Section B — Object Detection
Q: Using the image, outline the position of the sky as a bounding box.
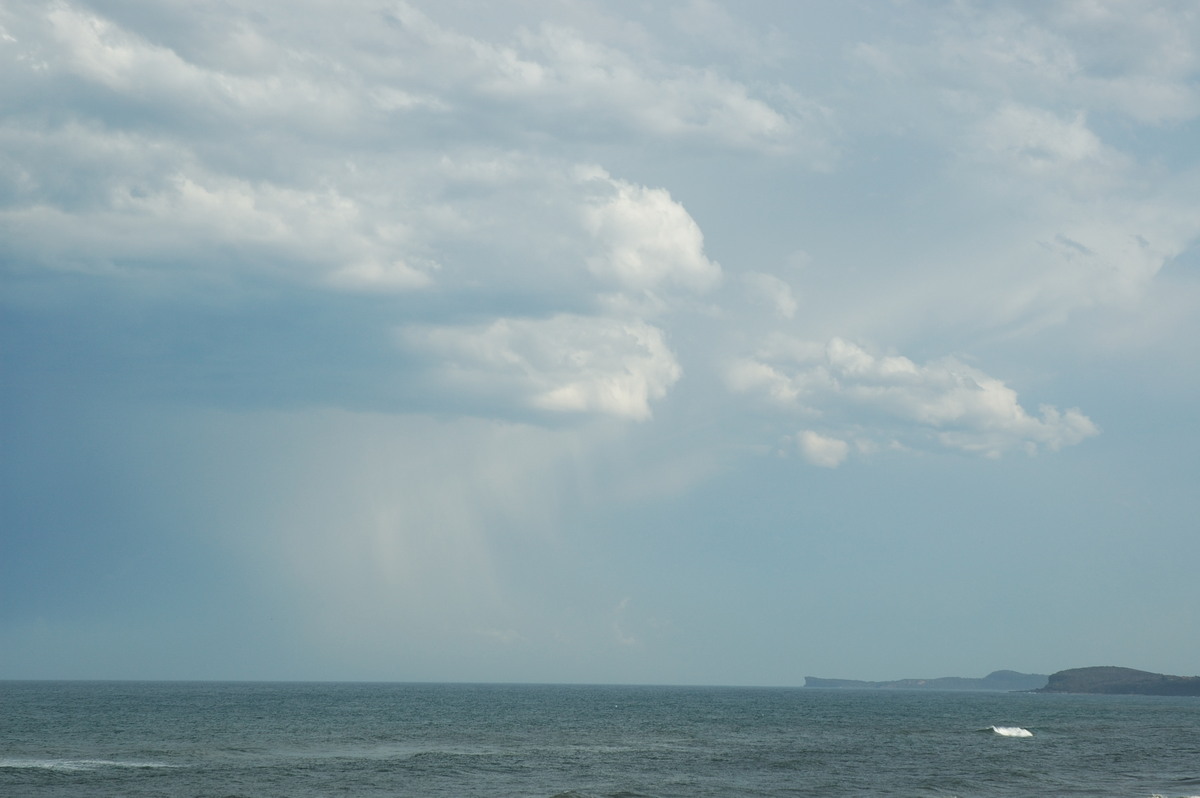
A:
[2,0,1199,686]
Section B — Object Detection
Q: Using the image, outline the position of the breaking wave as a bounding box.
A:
[0,758,176,771]
[989,725,1034,738]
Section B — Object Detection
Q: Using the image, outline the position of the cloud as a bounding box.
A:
[378,1,832,157]
[4,0,734,428]
[826,5,1200,343]
[922,1,1200,123]
[401,314,681,421]
[30,1,370,132]
[0,117,438,291]
[728,338,1099,460]
[1046,0,1200,123]
[583,171,721,296]
[47,4,198,93]
[1,0,756,297]
[797,430,849,468]
[741,272,798,319]
[976,104,1104,171]
[0,0,1143,448]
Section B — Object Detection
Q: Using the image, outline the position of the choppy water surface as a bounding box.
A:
[2,681,1199,797]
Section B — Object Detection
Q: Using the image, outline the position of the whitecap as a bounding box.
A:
[0,758,175,771]
[990,725,1033,738]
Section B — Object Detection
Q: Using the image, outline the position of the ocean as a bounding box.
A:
[2,681,1198,797]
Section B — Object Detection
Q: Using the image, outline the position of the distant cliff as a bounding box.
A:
[804,670,1048,692]
[1035,667,1200,696]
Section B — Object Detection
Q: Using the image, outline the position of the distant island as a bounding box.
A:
[1035,667,1200,696]
[804,667,1200,695]
[804,670,1048,692]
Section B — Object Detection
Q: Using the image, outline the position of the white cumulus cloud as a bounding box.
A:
[583,171,721,297]
[728,338,1099,459]
[797,430,849,468]
[402,314,682,421]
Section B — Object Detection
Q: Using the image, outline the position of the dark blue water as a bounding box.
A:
[2,681,1199,797]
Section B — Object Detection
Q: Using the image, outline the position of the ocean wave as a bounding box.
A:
[0,758,176,771]
[989,725,1034,738]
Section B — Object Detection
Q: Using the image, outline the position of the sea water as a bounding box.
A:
[2,681,1199,797]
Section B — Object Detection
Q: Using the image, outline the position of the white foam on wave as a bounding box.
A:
[990,725,1033,738]
[0,758,175,771]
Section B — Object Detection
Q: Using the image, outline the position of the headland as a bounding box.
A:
[803,670,1047,691]
[1034,666,1200,696]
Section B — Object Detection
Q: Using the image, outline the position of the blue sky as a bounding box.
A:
[2,0,1198,685]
